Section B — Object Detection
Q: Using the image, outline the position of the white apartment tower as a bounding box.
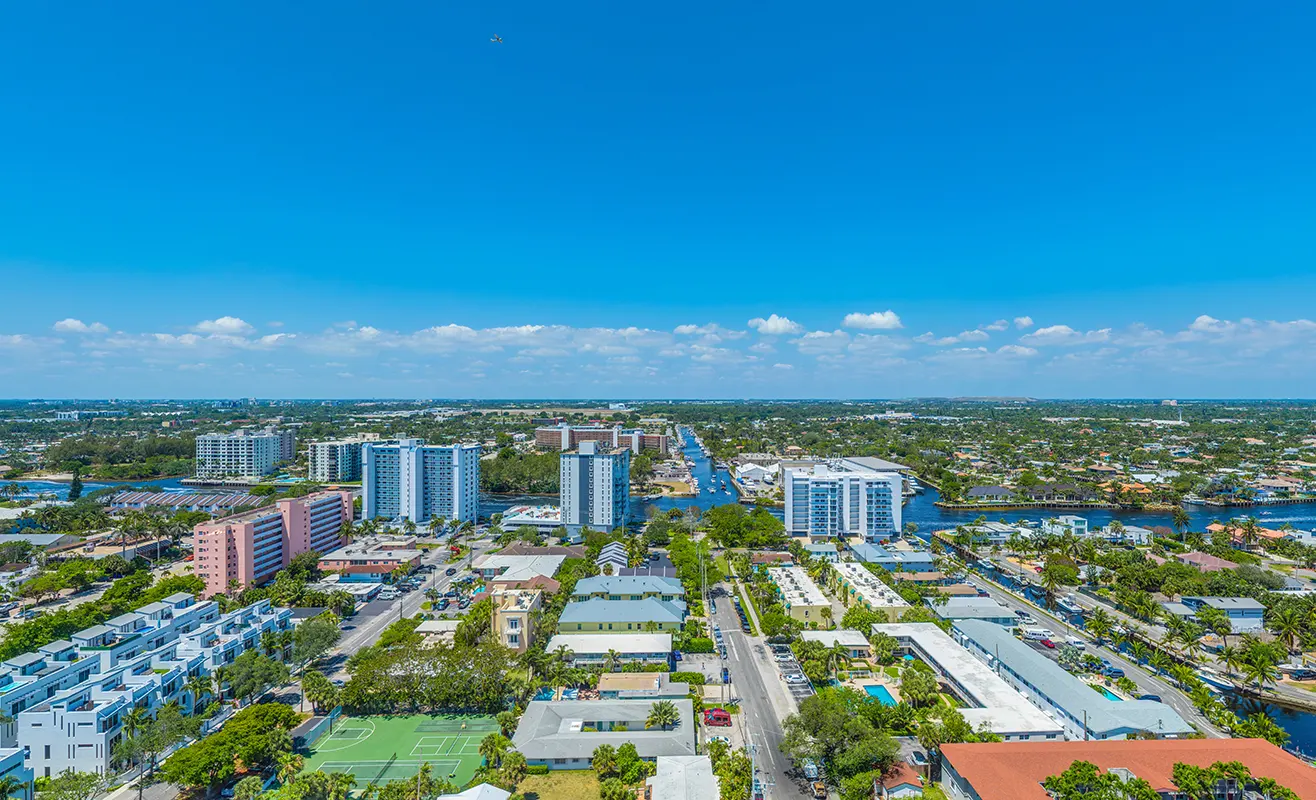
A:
[308,436,379,482]
[195,428,290,478]
[784,461,901,542]
[560,441,631,532]
[362,439,481,523]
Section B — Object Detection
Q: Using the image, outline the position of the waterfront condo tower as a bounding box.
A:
[361,439,481,523]
[560,440,631,533]
[784,460,902,542]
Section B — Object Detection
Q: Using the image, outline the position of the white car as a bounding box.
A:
[1066,635,1086,649]
[784,674,808,684]
[774,653,793,662]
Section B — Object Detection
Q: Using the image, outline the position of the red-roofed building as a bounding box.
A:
[1174,551,1235,572]
[940,739,1316,800]
[876,761,923,798]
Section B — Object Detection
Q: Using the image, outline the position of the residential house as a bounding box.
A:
[572,575,684,603]
[645,755,717,800]
[511,699,696,769]
[556,598,685,633]
[544,634,672,668]
[491,588,542,653]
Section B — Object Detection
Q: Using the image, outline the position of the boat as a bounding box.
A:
[1196,668,1234,690]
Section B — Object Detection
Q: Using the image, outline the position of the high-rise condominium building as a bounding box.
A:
[362,439,481,523]
[784,459,902,542]
[193,490,353,596]
[560,441,631,532]
[194,427,295,478]
[308,434,381,482]
[535,423,669,455]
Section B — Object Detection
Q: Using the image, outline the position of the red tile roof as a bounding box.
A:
[941,739,1316,800]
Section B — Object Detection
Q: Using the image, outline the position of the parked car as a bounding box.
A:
[909,751,928,766]
[1039,639,1056,649]
[1137,694,1162,703]
[1065,635,1085,649]
[1105,667,1125,679]
[444,589,458,598]
[704,708,732,727]
[437,599,450,610]
[1288,669,1316,681]
[774,653,793,662]
[445,567,457,576]
[784,674,807,684]
[458,599,470,610]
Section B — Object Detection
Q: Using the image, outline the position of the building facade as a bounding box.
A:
[195,428,293,478]
[16,596,293,778]
[491,588,542,653]
[362,439,481,523]
[560,442,631,532]
[193,491,353,596]
[308,435,379,482]
[535,424,669,455]
[784,462,902,542]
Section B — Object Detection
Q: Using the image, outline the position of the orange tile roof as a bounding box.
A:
[941,739,1316,800]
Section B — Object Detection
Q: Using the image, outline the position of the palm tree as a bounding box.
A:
[1266,606,1304,654]
[1147,649,1170,676]
[479,733,510,768]
[184,674,210,711]
[326,771,355,800]
[646,700,680,731]
[0,776,28,800]
[1086,609,1113,645]
[1238,517,1262,551]
[122,706,150,739]
[277,753,305,785]
[1171,507,1191,537]
[1218,645,1245,682]
[499,750,528,787]
[603,649,621,673]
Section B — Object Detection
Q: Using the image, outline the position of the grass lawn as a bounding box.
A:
[923,784,951,800]
[517,771,602,800]
[884,666,900,680]
[715,555,732,579]
[736,584,761,636]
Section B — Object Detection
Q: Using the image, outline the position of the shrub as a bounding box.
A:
[526,765,549,775]
[671,671,707,685]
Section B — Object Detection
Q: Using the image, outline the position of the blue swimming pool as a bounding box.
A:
[864,685,897,706]
[1101,688,1123,702]
[533,688,554,701]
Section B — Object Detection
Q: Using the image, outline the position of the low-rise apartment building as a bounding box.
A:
[831,562,910,622]
[556,598,685,634]
[194,491,352,596]
[544,634,672,668]
[535,424,669,455]
[766,566,830,624]
[318,536,424,577]
[953,620,1193,741]
[571,575,684,603]
[16,597,293,778]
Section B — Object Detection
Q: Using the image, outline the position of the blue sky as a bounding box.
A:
[3,2,1316,398]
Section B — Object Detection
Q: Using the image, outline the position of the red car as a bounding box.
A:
[703,708,732,727]
[1039,639,1056,649]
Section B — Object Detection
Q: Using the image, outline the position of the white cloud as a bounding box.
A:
[915,329,989,346]
[997,345,1038,357]
[984,319,1009,332]
[1019,324,1111,346]
[748,314,804,335]
[842,310,903,330]
[1014,316,1035,329]
[53,319,108,334]
[791,330,850,355]
[773,363,794,370]
[193,316,254,335]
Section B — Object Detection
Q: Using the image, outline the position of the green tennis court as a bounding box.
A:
[303,714,498,792]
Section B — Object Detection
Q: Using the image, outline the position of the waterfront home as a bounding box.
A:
[1040,515,1088,537]
[965,486,1013,503]
[1174,551,1234,573]
[1178,596,1266,633]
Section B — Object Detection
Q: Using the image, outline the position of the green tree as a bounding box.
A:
[590,743,618,780]
[293,613,342,672]
[226,650,290,706]
[646,700,680,731]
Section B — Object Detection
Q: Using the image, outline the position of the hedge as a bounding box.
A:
[527,765,550,775]
[671,671,707,685]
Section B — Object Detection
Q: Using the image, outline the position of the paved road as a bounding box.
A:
[328,538,495,677]
[969,572,1227,737]
[711,584,808,799]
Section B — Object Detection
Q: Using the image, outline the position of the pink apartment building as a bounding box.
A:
[193,490,353,597]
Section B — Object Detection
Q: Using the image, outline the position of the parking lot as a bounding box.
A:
[770,643,815,700]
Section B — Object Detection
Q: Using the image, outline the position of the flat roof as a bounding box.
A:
[941,739,1316,800]
[646,756,718,800]
[471,554,566,581]
[954,620,1193,737]
[766,565,828,607]
[1184,596,1266,611]
[833,562,910,609]
[512,699,696,761]
[545,633,672,655]
[875,623,1062,737]
[932,597,1016,620]
[800,630,870,649]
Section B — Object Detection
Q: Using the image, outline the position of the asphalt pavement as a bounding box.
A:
[712,584,810,799]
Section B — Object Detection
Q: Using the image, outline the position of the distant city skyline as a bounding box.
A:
[3,3,1315,396]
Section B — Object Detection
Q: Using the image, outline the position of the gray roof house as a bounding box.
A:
[557,598,686,633]
[646,756,718,800]
[572,575,685,602]
[512,699,696,769]
[953,619,1194,741]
